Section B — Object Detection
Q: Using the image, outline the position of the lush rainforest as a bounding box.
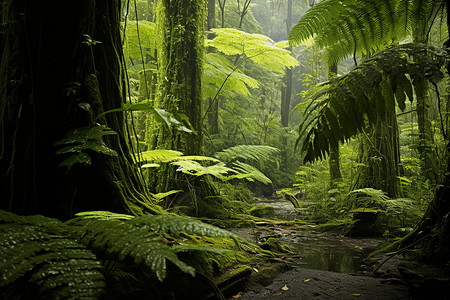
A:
[1,0,450,299]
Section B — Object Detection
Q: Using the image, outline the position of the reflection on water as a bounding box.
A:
[286,235,374,274]
[254,195,378,274]
[254,195,300,220]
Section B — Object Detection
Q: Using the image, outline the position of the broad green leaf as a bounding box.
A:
[83,140,118,157]
[207,28,298,73]
[139,150,184,163]
[150,190,183,200]
[58,153,91,168]
[54,125,116,146]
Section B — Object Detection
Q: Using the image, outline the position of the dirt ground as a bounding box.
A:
[233,267,411,300]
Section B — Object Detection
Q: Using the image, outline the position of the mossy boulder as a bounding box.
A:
[260,237,293,254]
[249,205,274,218]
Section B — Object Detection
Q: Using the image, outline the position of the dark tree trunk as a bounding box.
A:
[353,110,400,198]
[327,63,342,184]
[0,0,161,219]
[151,0,205,194]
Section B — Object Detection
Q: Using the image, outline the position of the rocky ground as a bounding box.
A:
[226,224,450,300]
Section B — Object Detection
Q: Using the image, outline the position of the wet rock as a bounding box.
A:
[260,237,293,253]
[349,209,382,237]
[249,205,274,218]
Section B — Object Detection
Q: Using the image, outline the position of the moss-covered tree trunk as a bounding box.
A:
[412,30,439,185]
[0,0,161,219]
[206,0,220,135]
[327,63,342,185]
[353,110,400,198]
[151,0,206,194]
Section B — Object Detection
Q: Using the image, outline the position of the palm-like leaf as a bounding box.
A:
[297,43,448,162]
[207,28,298,73]
[289,0,442,64]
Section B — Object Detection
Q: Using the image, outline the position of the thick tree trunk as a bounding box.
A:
[353,110,400,198]
[327,63,342,184]
[151,0,205,194]
[0,0,161,219]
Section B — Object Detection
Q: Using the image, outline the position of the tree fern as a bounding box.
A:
[289,0,442,64]
[204,52,259,99]
[296,43,448,162]
[214,144,280,170]
[206,28,298,73]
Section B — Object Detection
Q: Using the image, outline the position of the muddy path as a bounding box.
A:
[227,217,449,299]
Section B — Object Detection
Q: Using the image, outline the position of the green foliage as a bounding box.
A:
[204,53,259,99]
[206,28,298,73]
[214,144,280,168]
[347,188,424,229]
[228,161,272,185]
[289,0,441,64]
[348,188,390,209]
[296,43,449,163]
[0,210,105,299]
[99,104,193,133]
[122,20,157,61]
[1,210,243,298]
[138,146,278,185]
[54,124,118,168]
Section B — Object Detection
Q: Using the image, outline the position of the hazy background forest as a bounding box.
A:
[122,0,447,235]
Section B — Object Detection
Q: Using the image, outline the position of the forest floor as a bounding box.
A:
[226,224,450,300]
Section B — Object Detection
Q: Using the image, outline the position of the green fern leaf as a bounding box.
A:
[128,215,238,239]
[77,219,195,281]
[0,211,105,299]
[207,28,298,73]
[214,145,280,166]
[228,161,272,185]
[171,160,235,179]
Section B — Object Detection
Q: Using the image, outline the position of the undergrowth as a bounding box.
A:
[0,210,261,299]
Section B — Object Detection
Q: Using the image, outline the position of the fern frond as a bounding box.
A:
[289,0,441,64]
[214,145,280,167]
[128,215,239,239]
[204,53,259,99]
[74,211,135,220]
[171,160,235,179]
[228,161,272,185]
[140,149,184,162]
[0,211,105,299]
[207,28,298,73]
[76,219,195,282]
[297,43,449,162]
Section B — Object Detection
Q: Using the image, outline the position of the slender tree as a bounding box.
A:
[150,0,206,194]
[280,0,294,170]
[327,63,342,184]
[0,0,161,219]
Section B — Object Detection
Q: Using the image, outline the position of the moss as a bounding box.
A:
[260,237,293,254]
[249,205,275,217]
[176,235,260,278]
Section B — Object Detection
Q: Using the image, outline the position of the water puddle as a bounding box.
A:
[247,195,381,274]
[281,233,378,274]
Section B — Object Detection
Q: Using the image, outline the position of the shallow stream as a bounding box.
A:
[247,195,381,274]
